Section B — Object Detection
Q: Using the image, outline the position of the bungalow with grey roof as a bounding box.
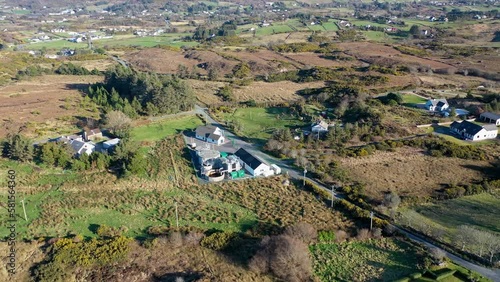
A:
[450,120,498,141]
[195,125,225,145]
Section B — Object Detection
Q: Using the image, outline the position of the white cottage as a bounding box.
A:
[234,148,272,176]
[195,125,225,145]
[450,121,498,141]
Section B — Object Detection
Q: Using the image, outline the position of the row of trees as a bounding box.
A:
[92,65,195,117]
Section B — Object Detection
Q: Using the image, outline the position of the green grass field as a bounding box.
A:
[22,34,198,50]
[413,193,500,234]
[311,238,421,281]
[402,94,427,104]
[131,115,204,142]
[219,107,306,143]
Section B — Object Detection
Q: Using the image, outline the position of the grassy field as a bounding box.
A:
[131,115,204,143]
[310,238,422,281]
[0,135,352,240]
[402,94,427,105]
[412,193,500,234]
[218,107,307,143]
[22,34,198,50]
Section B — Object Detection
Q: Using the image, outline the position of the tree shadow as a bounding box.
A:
[88,223,100,235]
[154,272,204,282]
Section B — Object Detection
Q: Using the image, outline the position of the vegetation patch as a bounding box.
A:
[310,238,423,282]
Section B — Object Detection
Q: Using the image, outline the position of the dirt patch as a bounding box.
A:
[188,79,324,106]
[124,48,199,74]
[338,42,454,70]
[0,75,102,138]
[285,52,362,68]
[338,147,490,202]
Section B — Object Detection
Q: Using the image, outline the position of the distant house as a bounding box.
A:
[450,121,498,141]
[195,125,225,145]
[103,138,120,150]
[83,128,103,141]
[479,112,500,126]
[311,120,329,133]
[425,99,449,112]
[234,148,272,176]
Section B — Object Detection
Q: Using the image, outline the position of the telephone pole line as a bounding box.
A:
[175,202,179,228]
[20,199,28,221]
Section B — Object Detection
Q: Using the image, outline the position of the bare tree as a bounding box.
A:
[334,230,348,243]
[184,232,204,246]
[484,232,500,263]
[270,235,312,282]
[383,192,401,209]
[283,222,317,244]
[104,110,132,137]
[429,247,446,264]
[250,235,312,282]
[453,225,473,251]
[356,228,371,241]
[372,228,382,239]
[169,231,183,247]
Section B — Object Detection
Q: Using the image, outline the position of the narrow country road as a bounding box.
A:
[396,227,500,281]
[195,104,500,281]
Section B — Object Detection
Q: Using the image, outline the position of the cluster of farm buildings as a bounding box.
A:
[190,125,281,182]
[44,128,120,155]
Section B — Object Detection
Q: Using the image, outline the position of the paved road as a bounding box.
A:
[195,104,499,281]
[396,227,500,281]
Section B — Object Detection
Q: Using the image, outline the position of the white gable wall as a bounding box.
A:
[472,129,498,141]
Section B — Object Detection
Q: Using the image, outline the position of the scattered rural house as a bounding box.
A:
[339,20,351,28]
[102,138,120,150]
[479,112,500,126]
[83,128,103,141]
[70,140,96,155]
[450,121,498,141]
[425,98,449,112]
[311,120,329,133]
[195,125,225,145]
[234,148,273,177]
[50,135,96,155]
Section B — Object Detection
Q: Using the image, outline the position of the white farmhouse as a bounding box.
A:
[425,99,449,112]
[450,121,498,141]
[234,148,272,176]
[195,125,225,145]
[311,120,329,133]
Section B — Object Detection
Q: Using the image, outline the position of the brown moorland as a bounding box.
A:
[0,75,102,138]
[338,147,491,202]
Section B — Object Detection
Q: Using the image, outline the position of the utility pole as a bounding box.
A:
[175,202,179,228]
[303,168,307,186]
[331,185,335,208]
[370,211,374,231]
[20,199,28,221]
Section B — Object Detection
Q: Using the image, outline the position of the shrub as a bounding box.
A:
[436,270,456,280]
[200,231,236,251]
[410,272,422,279]
[318,230,336,243]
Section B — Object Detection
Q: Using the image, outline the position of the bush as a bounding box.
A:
[410,272,422,279]
[436,270,456,280]
[200,231,236,251]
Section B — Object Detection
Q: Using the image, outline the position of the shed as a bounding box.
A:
[270,164,281,175]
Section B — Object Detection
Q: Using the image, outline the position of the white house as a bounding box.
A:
[425,99,449,112]
[311,120,329,133]
[234,148,272,176]
[450,121,498,141]
[69,140,95,155]
[195,125,225,145]
[479,112,500,126]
